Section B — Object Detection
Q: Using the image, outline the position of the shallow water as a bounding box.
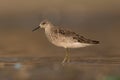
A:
[0,57,120,80]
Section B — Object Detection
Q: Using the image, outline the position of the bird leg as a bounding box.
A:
[62,48,70,64]
[66,48,70,63]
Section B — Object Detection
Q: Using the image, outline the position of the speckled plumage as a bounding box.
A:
[43,23,99,48]
[52,27,99,44]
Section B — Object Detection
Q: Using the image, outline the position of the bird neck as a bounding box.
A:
[45,24,54,33]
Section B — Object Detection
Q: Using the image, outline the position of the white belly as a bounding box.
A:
[52,41,91,48]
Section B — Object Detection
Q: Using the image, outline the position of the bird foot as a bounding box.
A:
[62,58,70,64]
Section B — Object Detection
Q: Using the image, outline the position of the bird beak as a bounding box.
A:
[32,26,40,32]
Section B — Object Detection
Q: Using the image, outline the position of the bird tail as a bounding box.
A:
[90,40,100,44]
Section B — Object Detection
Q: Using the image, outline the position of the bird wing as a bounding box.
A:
[53,27,99,44]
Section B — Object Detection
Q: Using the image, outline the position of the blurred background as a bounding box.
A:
[0,0,120,80]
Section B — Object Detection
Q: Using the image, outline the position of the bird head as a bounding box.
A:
[32,20,51,32]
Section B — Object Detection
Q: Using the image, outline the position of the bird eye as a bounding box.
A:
[42,22,46,25]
